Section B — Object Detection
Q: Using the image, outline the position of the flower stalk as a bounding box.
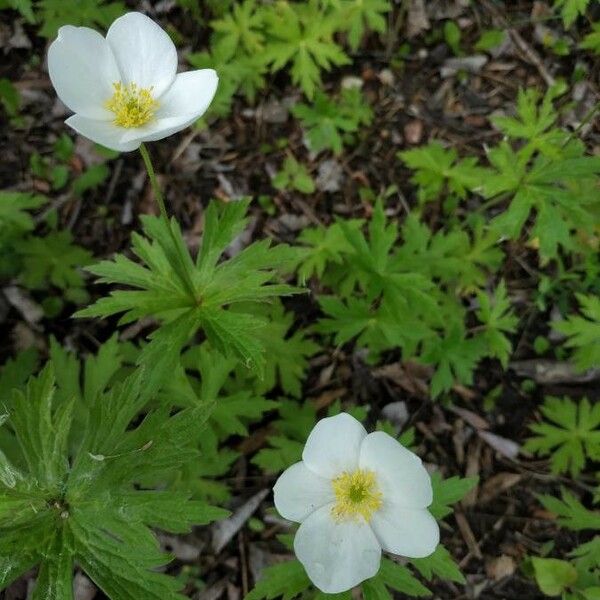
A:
[139,143,199,303]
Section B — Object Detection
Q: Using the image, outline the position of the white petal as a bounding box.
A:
[302,413,366,479]
[294,504,381,594]
[48,25,119,119]
[65,115,140,152]
[156,70,218,119]
[370,503,439,558]
[107,12,177,97]
[359,431,433,508]
[273,462,334,523]
[116,70,219,146]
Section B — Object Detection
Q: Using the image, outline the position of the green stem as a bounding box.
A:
[139,143,198,302]
[561,100,600,148]
[139,143,169,222]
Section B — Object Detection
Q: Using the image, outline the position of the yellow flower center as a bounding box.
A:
[105,82,158,128]
[331,469,382,522]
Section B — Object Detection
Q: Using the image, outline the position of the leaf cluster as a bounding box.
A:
[524,396,600,477]
[292,87,373,155]
[187,0,390,116]
[78,199,298,392]
[0,364,227,599]
[297,200,513,397]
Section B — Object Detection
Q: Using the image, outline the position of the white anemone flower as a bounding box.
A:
[274,412,439,594]
[47,12,218,152]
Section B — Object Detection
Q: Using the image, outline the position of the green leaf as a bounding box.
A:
[36,0,126,38]
[340,0,389,50]
[273,156,315,194]
[555,294,600,372]
[580,22,600,54]
[429,473,478,520]
[524,397,600,477]
[553,0,591,27]
[15,230,92,295]
[398,142,486,205]
[475,281,518,368]
[373,558,431,597]
[411,545,466,584]
[292,87,373,155]
[532,557,578,596]
[263,1,349,98]
[78,200,299,380]
[474,29,506,52]
[0,191,46,235]
[245,559,310,600]
[538,490,600,531]
[0,365,228,599]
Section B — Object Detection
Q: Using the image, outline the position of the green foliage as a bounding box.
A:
[524,397,600,477]
[0,0,34,21]
[0,365,227,599]
[538,489,600,531]
[429,473,478,520]
[532,558,579,597]
[292,87,373,155]
[554,294,600,371]
[15,230,92,299]
[362,559,430,598]
[188,0,383,116]
[0,190,92,312]
[253,400,368,473]
[303,201,507,397]
[15,0,127,38]
[245,560,311,600]
[263,1,349,99]
[411,545,465,585]
[0,191,46,237]
[337,0,389,50]
[474,29,506,52]
[273,156,315,194]
[475,281,519,368]
[237,301,319,398]
[78,199,298,389]
[0,78,22,124]
[581,22,600,53]
[443,21,461,55]
[398,142,486,206]
[484,88,600,260]
[553,0,592,27]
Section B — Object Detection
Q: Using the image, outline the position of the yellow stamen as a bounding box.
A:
[105,82,158,128]
[331,469,382,522]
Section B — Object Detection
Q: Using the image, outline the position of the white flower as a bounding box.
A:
[47,12,218,152]
[273,413,439,594]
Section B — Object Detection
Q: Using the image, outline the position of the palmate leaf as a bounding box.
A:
[485,142,600,260]
[0,364,227,599]
[398,142,487,205]
[292,88,373,155]
[524,397,600,477]
[538,489,600,531]
[554,294,600,372]
[340,0,389,50]
[245,559,311,600]
[0,191,46,235]
[210,0,266,60]
[235,301,319,398]
[475,281,519,368]
[411,545,465,584]
[263,0,349,99]
[77,199,299,389]
[429,473,479,520]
